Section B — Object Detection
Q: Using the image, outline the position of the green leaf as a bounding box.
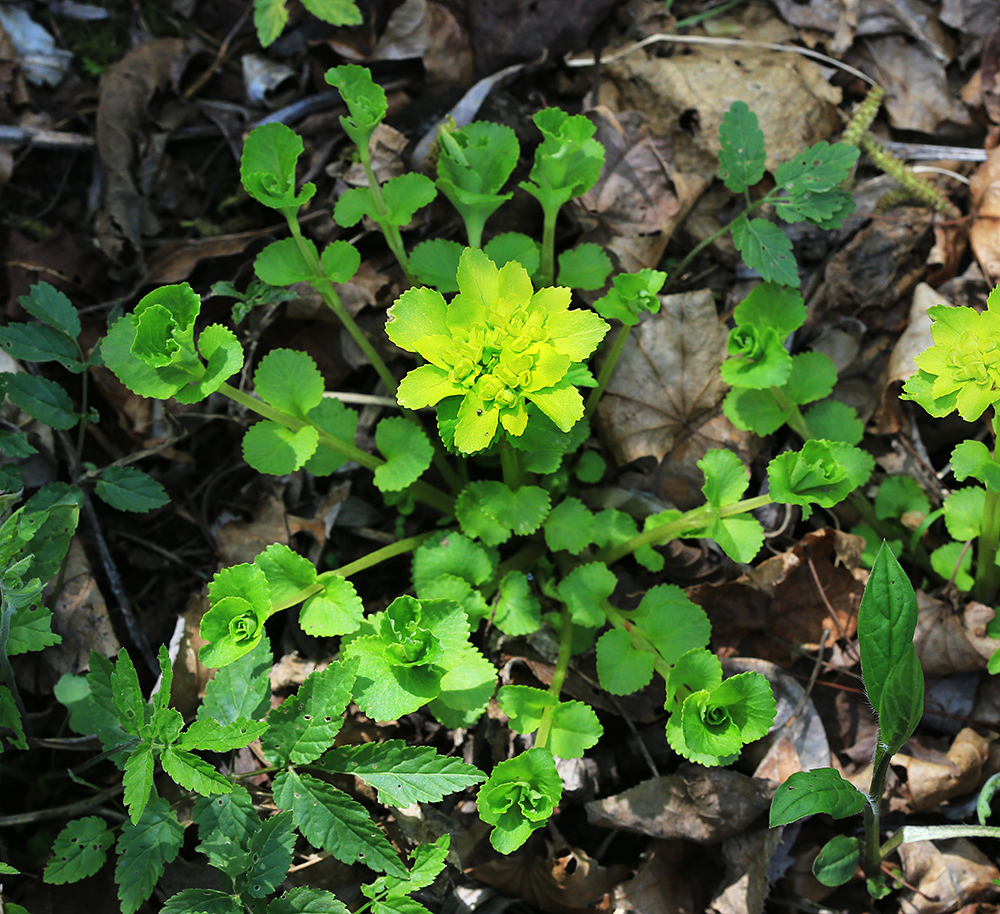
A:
[803,400,864,444]
[596,628,655,695]
[243,420,319,475]
[0,322,79,368]
[769,768,867,826]
[175,323,244,404]
[162,889,243,914]
[813,835,861,887]
[412,532,497,590]
[374,417,434,492]
[775,189,855,228]
[380,173,437,227]
[858,542,919,714]
[707,513,766,564]
[943,486,986,540]
[677,672,775,762]
[95,467,168,513]
[254,237,319,286]
[497,685,554,733]
[417,574,488,623]
[877,644,923,756]
[318,739,486,806]
[273,769,407,876]
[664,648,722,716]
[123,744,154,823]
[299,573,365,636]
[253,0,287,46]
[193,786,258,874]
[269,887,350,914]
[767,440,873,510]
[700,448,749,508]
[557,562,615,627]
[115,796,184,914]
[410,239,463,293]
[263,661,355,766]
[200,563,272,667]
[19,282,81,338]
[952,440,1000,492]
[556,244,612,291]
[0,684,27,750]
[732,218,799,287]
[254,542,315,606]
[4,372,76,428]
[301,0,362,26]
[632,584,711,665]
[723,386,787,435]
[591,269,666,326]
[241,122,314,210]
[456,481,551,546]
[437,120,519,197]
[575,450,606,483]
[320,239,361,282]
[161,745,233,797]
[0,862,17,875]
[978,771,1000,825]
[177,716,268,752]
[774,141,860,194]
[717,101,766,192]
[930,541,974,592]
[483,233,541,278]
[325,65,387,150]
[198,634,272,725]
[493,570,542,635]
[477,747,562,854]
[245,811,296,898]
[304,398,359,476]
[111,648,145,736]
[7,603,60,654]
[370,835,450,900]
[0,429,35,458]
[783,352,838,406]
[543,496,595,553]
[43,816,114,884]
[548,701,603,758]
[255,348,324,417]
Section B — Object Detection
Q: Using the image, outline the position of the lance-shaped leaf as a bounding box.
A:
[769,768,867,826]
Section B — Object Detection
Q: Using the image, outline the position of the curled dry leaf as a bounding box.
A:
[898,838,1000,914]
[585,765,773,845]
[595,289,728,466]
[914,592,1000,674]
[892,728,991,813]
[709,825,784,914]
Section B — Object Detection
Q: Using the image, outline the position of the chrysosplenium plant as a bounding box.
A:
[3,62,885,913]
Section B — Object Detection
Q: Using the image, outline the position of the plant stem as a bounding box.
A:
[862,741,893,877]
[538,202,559,287]
[535,606,574,751]
[769,386,813,440]
[664,214,752,293]
[329,531,439,578]
[217,382,456,516]
[0,588,27,735]
[585,323,631,418]
[975,490,1000,603]
[594,494,773,566]
[500,436,524,490]
[284,215,399,395]
[356,141,415,284]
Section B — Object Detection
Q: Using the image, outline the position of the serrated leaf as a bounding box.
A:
[632,584,711,665]
[19,282,81,338]
[803,400,864,444]
[774,141,860,194]
[548,700,602,758]
[7,603,60,654]
[245,811,295,898]
[269,886,350,914]
[717,101,766,192]
[178,716,268,752]
[374,417,434,492]
[299,573,364,636]
[162,889,243,914]
[664,648,722,716]
[376,835,450,898]
[319,739,485,806]
[930,541,973,592]
[255,237,319,286]
[478,747,562,854]
[492,570,542,636]
[243,420,319,475]
[0,322,79,368]
[497,685,554,733]
[263,661,354,765]
[161,745,233,797]
[112,648,145,736]
[199,634,272,725]
[0,684,27,750]
[304,398,359,476]
[273,770,407,876]
[483,232,541,278]
[0,429,35,458]
[410,239,463,293]
[43,816,114,884]
[255,348,324,417]
[556,244,612,290]
[943,486,986,541]
[95,467,169,512]
[115,797,184,914]
[253,0,287,46]
[732,218,799,287]
[301,0,362,26]
[320,238,361,282]
[952,439,1000,492]
[456,481,551,546]
[699,449,749,508]
[4,372,77,428]
[193,786,258,874]
[412,532,497,590]
[769,768,867,826]
[596,628,655,695]
[380,173,437,227]
[708,512,766,564]
[557,563,615,627]
[241,122,314,209]
[254,542,316,607]
[775,189,855,227]
[543,497,595,554]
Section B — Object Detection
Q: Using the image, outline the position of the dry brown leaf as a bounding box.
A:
[595,288,728,466]
[709,826,784,914]
[915,592,1000,674]
[468,846,631,914]
[969,147,1000,284]
[612,839,712,914]
[143,230,263,286]
[893,729,991,813]
[898,839,1000,914]
[585,765,773,844]
[372,0,473,87]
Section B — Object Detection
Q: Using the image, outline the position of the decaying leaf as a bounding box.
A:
[595,289,728,465]
[969,147,1000,283]
[613,839,712,914]
[709,825,784,914]
[898,839,1000,914]
[892,728,991,813]
[915,593,1000,674]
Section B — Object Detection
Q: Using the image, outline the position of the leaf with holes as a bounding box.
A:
[115,797,184,914]
[44,817,114,884]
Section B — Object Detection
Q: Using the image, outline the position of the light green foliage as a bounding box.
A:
[387,248,608,453]
[591,269,667,325]
[241,122,315,211]
[363,835,449,902]
[930,541,973,591]
[200,563,273,667]
[767,440,873,516]
[557,562,616,627]
[556,244,612,291]
[498,685,602,759]
[44,817,114,884]
[209,278,298,324]
[686,449,765,563]
[484,232,541,277]
[493,570,543,635]
[544,497,596,553]
[263,661,355,765]
[952,439,1000,492]
[410,238,465,292]
[456,481,551,545]
[477,747,562,853]
[520,108,605,210]
[253,0,361,48]
[374,417,434,492]
[902,286,1000,421]
[325,64,387,150]
[343,595,494,721]
[716,101,858,286]
[336,172,438,229]
[317,740,486,805]
[721,284,805,389]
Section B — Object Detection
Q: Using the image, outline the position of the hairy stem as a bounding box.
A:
[863,741,893,877]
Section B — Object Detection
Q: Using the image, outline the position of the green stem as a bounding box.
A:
[499,437,524,490]
[329,531,438,578]
[585,323,631,418]
[769,386,813,440]
[0,588,27,734]
[975,490,1000,604]
[664,214,752,294]
[594,494,773,566]
[603,601,672,680]
[535,606,574,751]
[880,823,1000,861]
[356,142,415,284]
[217,382,456,516]
[284,215,399,394]
[862,742,893,877]
[538,202,559,287]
